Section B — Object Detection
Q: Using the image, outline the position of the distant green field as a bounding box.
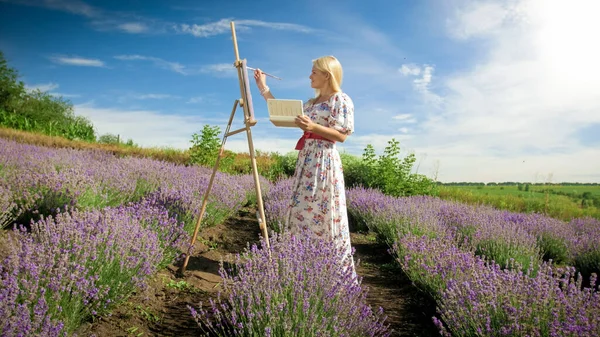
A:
[439,184,600,221]
[452,184,600,198]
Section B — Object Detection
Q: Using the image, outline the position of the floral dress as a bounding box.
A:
[284,91,356,277]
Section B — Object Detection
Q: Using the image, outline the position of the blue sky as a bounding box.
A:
[1,0,599,183]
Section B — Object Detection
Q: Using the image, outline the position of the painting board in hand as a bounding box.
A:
[267,99,304,127]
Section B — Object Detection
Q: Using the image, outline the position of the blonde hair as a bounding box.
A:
[312,55,343,98]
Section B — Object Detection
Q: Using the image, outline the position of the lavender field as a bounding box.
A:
[265,182,600,335]
[1,137,599,336]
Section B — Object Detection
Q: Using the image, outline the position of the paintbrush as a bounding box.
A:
[246,66,282,80]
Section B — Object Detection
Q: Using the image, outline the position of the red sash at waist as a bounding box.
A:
[295,131,335,150]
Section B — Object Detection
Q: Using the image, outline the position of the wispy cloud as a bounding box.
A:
[3,0,315,39]
[186,93,221,105]
[130,94,179,100]
[187,96,205,104]
[175,18,314,37]
[24,82,80,98]
[392,113,417,124]
[199,63,237,77]
[399,63,442,105]
[399,64,421,76]
[117,22,148,33]
[114,54,186,74]
[2,0,160,34]
[2,0,102,17]
[50,92,81,98]
[49,55,106,67]
[25,82,59,92]
[446,1,513,40]
[114,55,238,78]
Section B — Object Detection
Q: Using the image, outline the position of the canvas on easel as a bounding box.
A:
[267,99,304,127]
[240,58,255,124]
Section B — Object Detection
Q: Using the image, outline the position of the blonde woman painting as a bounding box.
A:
[254,55,356,279]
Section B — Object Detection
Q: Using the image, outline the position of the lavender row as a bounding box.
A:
[346,186,600,276]
[188,230,391,336]
[0,201,189,336]
[343,186,600,335]
[0,138,254,232]
[393,233,600,336]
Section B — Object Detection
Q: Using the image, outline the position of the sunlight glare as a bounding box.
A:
[532,0,600,87]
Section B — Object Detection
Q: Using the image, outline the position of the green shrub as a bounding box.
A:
[361,138,438,197]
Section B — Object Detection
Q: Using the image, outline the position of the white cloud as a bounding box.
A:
[399,64,421,76]
[118,22,148,33]
[50,92,81,98]
[73,101,302,155]
[49,55,105,67]
[175,18,314,38]
[199,63,237,77]
[392,113,417,124]
[25,82,59,92]
[130,94,178,100]
[400,63,443,105]
[23,82,80,98]
[187,97,204,104]
[74,102,228,149]
[114,54,186,74]
[3,0,101,17]
[400,0,600,182]
[447,1,511,39]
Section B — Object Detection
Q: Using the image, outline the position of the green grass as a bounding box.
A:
[439,184,600,221]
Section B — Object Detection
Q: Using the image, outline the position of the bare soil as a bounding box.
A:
[71,206,439,336]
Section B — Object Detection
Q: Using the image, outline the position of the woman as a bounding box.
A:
[254,55,356,278]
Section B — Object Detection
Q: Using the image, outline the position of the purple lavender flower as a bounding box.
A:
[188,230,391,336]
[0,201,187,335]
[263,177,294,232]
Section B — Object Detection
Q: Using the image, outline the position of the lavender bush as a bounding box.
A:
[346,187,448,243]
[436,260,600,336]
[0,201,187,335]
[392,233,600,336]
[498,211,574,265]
[146,165,248,235]
[263,177,294,232]
[0,138,250,233]
[237,173,273,207]
[391,233,481,301]
[188,230,391,337]
[568,217,600,283]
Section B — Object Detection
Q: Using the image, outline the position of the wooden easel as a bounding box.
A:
[178,21,270,275]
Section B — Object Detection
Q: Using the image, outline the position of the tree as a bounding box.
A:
[0,50,96,141]
[0,51,26,113]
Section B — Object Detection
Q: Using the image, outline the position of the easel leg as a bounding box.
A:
[178,100,240,276]
[245,124,270,249]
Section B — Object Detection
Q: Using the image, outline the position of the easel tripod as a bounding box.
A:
[178,21,270,275]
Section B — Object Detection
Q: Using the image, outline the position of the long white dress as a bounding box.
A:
[284,91,356,277]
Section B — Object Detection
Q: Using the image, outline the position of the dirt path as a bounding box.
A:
[75,207,439,336]
[351,233,439,336]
